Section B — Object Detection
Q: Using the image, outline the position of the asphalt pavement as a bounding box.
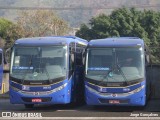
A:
[0,98,160,120]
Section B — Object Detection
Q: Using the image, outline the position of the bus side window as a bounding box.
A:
[77,44,87,66]
[76,44,84,66]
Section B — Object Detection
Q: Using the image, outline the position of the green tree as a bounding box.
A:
[76,8,160,63]
[110,8,149,44]
[0,18,13,40]
[76,8,150,42]
[0,37,5,48]
[140,10,160,63]
[0,18,21,50]
[76,14,112,41]
[89,14,112,39]
[76,24,93,40]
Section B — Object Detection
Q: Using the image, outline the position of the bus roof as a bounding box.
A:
[14,36,88,46]
[88,37,144,47]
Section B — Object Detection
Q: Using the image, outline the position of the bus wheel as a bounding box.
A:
[24,104,34,108]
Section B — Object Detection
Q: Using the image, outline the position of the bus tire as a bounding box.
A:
[24,104,34,108]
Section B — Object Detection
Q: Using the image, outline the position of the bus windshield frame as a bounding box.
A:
[10,45,68,82]
[85,46,145,85]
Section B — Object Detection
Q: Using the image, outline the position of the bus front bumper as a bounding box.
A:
[85,85,146,106]
[9,85,71,105]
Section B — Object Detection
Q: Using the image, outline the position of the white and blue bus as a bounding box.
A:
[0,48,3,90]
[9,36,87,108]
[85,37,151,106]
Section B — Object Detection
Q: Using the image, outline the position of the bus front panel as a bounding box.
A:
[85,47,146,106]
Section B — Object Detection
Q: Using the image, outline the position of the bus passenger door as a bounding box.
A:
[74,45,85,104]
[69,43,75,102]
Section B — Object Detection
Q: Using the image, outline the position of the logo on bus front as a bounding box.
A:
[111,93,117,97]
[33,92,40,95]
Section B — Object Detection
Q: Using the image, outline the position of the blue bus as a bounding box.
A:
[9,36,87,108]
[84,37,150,106]
[0,48,3,90]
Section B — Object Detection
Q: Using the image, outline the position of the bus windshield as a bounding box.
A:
[85,47,144,83]
[10,46,67,81]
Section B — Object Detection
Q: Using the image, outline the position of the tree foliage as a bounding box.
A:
[0,18,21,50]
[0,10,70,52]
[17,10,69,37]
[0,18,13,40]
[0,37,5,48]
[76,8,160,63]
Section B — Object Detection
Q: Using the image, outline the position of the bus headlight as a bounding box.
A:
[129,85,144,94]
[51,83,67,93]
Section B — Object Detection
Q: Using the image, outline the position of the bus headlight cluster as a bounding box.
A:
[51,83,67,93]
[129,85,144,94]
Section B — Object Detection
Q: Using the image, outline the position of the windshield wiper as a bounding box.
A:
[114,48,128,86]
[98,64,128,87]
[116,64,128,86]
[98,69,112,87]
[98,65,119,87]
[98,48,128,87]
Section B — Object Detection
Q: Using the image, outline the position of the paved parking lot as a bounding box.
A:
[0,98,159,119]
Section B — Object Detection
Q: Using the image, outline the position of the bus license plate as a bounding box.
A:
[109,100,120,104]
[32,99,42,102]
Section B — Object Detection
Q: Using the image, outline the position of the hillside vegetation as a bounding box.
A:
[0,0,160,27]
